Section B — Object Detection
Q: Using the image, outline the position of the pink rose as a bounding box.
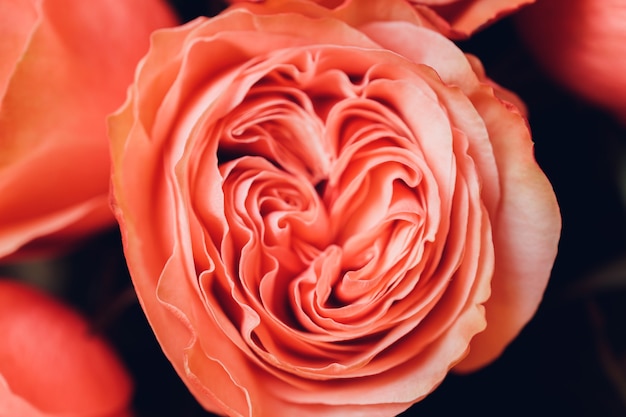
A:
[0,0,177,260]
[110,1,560,415]
[516,0,626,122]
[0,279,132,417]
[228,0,536,38]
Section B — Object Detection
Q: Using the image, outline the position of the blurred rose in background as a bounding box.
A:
[515,0,626,123]
[0,279,132,417]
[0,0,177,260]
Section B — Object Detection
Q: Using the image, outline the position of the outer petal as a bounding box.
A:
[0,0,39,98]
[411,0,536,38]
[229,0,536,38]
[454,89,561,370]
[0,376,49,417]
[229,0,427,27]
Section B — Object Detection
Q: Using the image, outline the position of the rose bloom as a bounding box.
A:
[228,0,536,38]
[0,0,177,260]
[0,279,132,417]
[515,0,626,122]
[110,0,561,415]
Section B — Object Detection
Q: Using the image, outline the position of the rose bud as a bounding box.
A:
[0,279,132,417]
[109,0,561,415]
[515,0,626,122]
[0,0,177,260]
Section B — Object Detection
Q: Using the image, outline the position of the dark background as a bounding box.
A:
[10,1,626,416]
